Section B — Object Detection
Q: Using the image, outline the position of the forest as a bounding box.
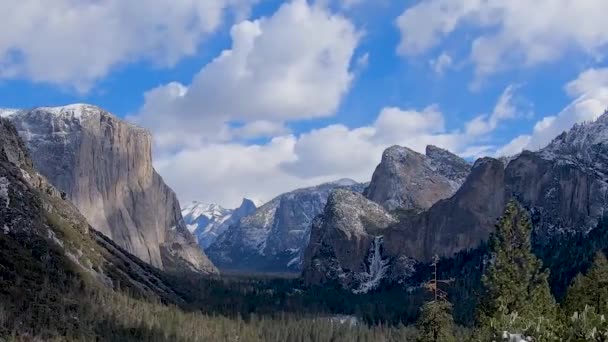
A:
[1,200,608,340]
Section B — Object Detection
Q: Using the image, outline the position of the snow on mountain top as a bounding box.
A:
[29,104,104,121]
[182,201,230,221]
[541,109,608,163]
[247,198,266,208]
[329,178,358,186]
[382,145,417,160]
[0,108,20,118]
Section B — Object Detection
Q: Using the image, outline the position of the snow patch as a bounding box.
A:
[3,224,9,235]
[353,236,389,294]
[47,229,64,248]
[0,108,20,118]
[287,256,300,268]
[0,177,9,208]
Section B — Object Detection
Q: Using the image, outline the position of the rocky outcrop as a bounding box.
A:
[182,199,257,249]
[383,157,506,262]
[302,189,397,290]
[304,111,608,289]
[0,118,183,301]
[7,105,217,274]
[363,145,470,211]
[207,179,365,273]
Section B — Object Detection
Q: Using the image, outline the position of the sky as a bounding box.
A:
[1,0,608,208]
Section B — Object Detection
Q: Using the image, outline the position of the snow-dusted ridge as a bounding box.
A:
[0,108,20,118]
[182,198,258,249]
[5,104,147,131]
[207,179,366,272]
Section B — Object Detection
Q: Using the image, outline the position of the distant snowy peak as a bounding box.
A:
[182,199,258,249]
[206,179,366,272]
[0,108,20,118]
[182,202,231,223]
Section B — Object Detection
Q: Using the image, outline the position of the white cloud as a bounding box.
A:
[497,68,608,155]
[154,83,519,206]
[0,0,257,90]
[154,136,307,208]
[396,0,608,77]
[396,0,481,55]
[429,53,453,75]
[157,105,465,207]
[232,121,290,140]
[132,0,360,150]
[465,85,519,136]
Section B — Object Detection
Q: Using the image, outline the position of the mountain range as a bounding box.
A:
[206,179,366,273]
[303,109,608,293]
[3,102,608,300]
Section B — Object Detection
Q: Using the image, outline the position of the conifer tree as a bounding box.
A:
[416,255,456,342]
[416,301,456,342]
[564,252,608,315]
[476,200,557,339]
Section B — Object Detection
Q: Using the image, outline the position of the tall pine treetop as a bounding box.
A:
[476,200,557,339]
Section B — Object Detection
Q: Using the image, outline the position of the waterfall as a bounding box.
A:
[353,235,389,294]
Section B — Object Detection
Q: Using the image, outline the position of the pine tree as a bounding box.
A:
[415,255,456,342]
[564,252,608,315]
[416,301,456,342]
[476,200,558,339]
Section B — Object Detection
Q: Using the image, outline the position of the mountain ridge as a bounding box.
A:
[304,109,608,291]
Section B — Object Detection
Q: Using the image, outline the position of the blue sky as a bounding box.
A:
[2,0,608,207]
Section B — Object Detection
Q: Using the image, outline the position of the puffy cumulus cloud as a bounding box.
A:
[396,0,608,77]
[155,87,519,206]
[497,68,608,156]
[282,105,478,180]
[132,0,360,149]
[281,124,379,179]
[0,0,256,90]
[156,105,458,206]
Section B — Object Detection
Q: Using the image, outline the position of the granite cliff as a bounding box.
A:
[6,105,217,274]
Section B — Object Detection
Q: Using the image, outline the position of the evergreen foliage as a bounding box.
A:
[535,215,608,301]
[415,301,456,342]
[563,252,608,319]
[476,200,558,340]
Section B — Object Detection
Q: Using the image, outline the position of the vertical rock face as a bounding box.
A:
[363,145,470,211]
[0,118,184,301]
[302,189,397,289]
[304,110,608,290]
[8,105,217,274]
[207,179,365,273]
[383,157,507,262]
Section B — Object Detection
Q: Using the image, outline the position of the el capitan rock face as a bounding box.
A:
[0,118,183,301]
[7,105,217,274]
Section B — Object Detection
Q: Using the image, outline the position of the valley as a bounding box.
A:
[2,105,608,340]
